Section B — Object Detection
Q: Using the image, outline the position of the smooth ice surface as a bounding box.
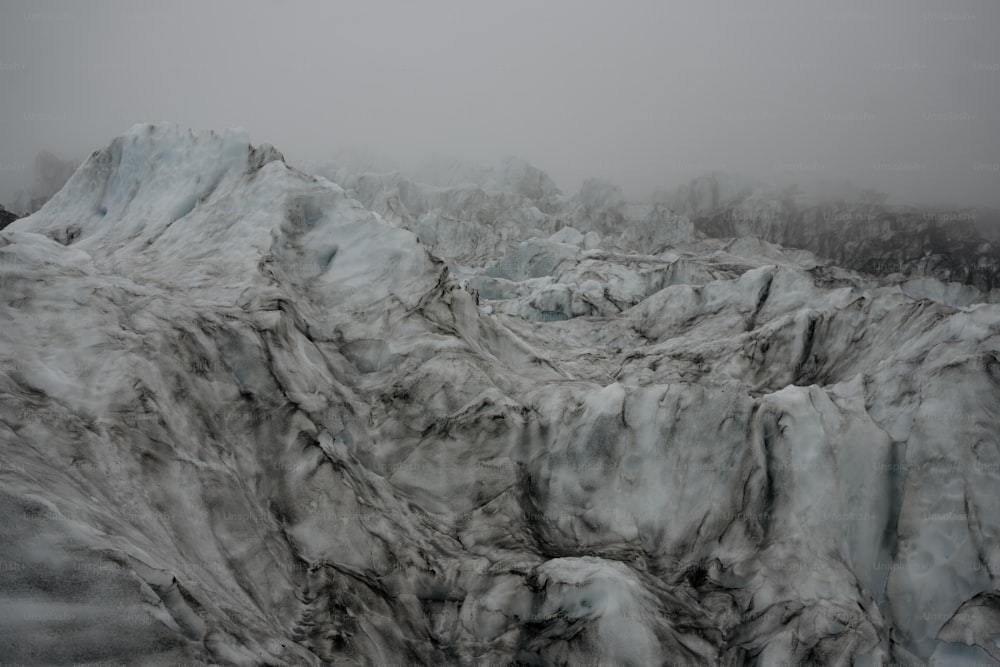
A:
[1,124,999,665]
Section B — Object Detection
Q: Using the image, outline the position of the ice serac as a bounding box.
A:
[1,124,999,665]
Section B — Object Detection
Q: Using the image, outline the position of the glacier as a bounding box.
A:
[1,124,999,665]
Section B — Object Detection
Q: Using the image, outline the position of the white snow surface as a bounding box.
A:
[1,124,999,665]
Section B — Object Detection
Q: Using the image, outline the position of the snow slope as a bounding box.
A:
[1,124,999,665]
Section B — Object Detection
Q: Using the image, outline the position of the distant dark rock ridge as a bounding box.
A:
[694,203,1000,292]
[0,206,18,231]
[8,151,81,216]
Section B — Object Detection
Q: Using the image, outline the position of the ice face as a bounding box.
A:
[1,124,998,665]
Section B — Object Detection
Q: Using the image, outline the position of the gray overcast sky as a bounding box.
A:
[1,0,999,207]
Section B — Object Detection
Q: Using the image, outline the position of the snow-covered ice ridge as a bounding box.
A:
[1,124,999,665]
